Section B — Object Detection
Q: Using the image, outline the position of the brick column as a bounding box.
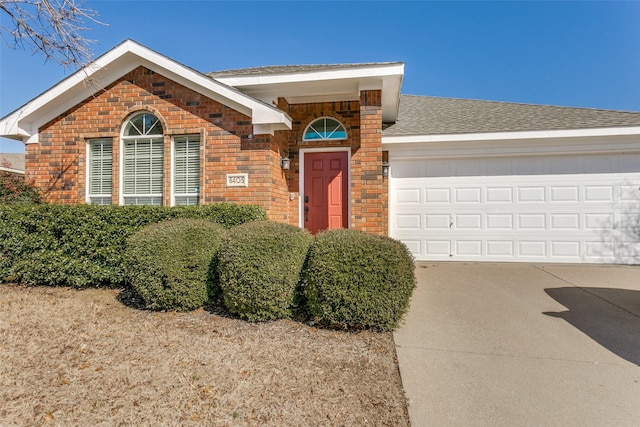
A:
[352,90,387,235]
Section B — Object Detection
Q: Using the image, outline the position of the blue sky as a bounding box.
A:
[2,0,640,153]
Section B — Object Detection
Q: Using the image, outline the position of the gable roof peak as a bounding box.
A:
[0,39,292,142]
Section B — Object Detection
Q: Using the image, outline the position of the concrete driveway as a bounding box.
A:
[394,262,640,426]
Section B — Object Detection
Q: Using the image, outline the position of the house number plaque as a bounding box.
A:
[226,173,248,187]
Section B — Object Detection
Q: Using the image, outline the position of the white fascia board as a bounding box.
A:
[215,63,405,87]
[0,40,291,141]
[384,129,640,159]
[1,42,139,139]
[383,126,640,145]
[0,167,24,175]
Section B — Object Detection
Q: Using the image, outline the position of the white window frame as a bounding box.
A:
[171,134,201,206]
[302,117,348,142]
[119,112,165,206]
[86,138,113,205]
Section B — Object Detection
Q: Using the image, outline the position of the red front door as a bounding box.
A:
[303,151,348,234]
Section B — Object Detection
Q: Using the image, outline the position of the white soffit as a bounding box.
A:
[214,63,405,123]
[383,127,640,159]
[0,40,291,142]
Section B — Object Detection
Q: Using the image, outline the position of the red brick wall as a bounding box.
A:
[29,66,289,217]
[276,90,387,235]
[27,68,387,234]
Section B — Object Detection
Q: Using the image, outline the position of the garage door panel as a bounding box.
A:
[550,214,580,230]
[550,186,580,202]
[456,240,482,256]
[585,241,616,259]
[518,214,546,230]
[426,214,450,229]
[455,187,482,203]
[390,154,640,264]
[486,214,513,230]
[617,241,640,260]
[396,214,421,230]
[396,188,421,204]
[486,187,513,202]
[426,240,451,256]
[455,214,482,229]
[402,240,422,255]
[425,188,450,203]
[519,241,547,257]
[551,241,581,258]
[584,213,614,229]
[518,187,546,202]
[584,185,614,202]
[620,186,640,202]
[487,240,514,256]
[619,213,640,230]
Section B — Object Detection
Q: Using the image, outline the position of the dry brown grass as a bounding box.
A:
[0,284,409,426]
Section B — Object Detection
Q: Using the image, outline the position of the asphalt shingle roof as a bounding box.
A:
[207,62,403,78]
[383,95,640,137]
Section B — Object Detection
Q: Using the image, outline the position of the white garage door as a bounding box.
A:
[390,153,640,263]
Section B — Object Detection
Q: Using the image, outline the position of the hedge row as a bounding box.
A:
[0,203,266,288]
[2,203,416,330]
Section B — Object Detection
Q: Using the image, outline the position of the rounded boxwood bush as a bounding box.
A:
[125,218,226,311]
[218,221,313,321]
[303,229,416,331]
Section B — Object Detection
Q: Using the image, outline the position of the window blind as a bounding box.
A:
[88,138,113,204]
[123,137,163,205]
[174,135,200,205]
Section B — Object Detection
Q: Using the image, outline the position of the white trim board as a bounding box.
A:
[0,40,292,143]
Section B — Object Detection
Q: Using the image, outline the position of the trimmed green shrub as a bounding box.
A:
[303,229,416,331]
[218,221,312,321]
[125,219,226,311]
[0,203,265,287]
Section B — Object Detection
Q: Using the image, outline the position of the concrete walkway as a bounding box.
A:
[394,262,640,426]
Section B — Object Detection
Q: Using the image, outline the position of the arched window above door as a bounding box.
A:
[303,117,347,141]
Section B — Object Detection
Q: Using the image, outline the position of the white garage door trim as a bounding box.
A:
[389,151,640,264]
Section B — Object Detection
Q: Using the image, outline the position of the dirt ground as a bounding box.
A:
[0,284,409,426]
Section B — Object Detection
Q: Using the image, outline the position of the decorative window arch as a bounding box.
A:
[303,117,347,141]
[123,112,163,137]
[121,112,164,205]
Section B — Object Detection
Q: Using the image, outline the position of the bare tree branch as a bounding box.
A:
[0,0,106,69]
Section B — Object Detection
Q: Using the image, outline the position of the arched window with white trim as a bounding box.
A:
[122,112,164,205]
[303,117,347,141]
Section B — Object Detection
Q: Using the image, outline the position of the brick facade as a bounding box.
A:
[277,90,387,235]
[27,68,388,235]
